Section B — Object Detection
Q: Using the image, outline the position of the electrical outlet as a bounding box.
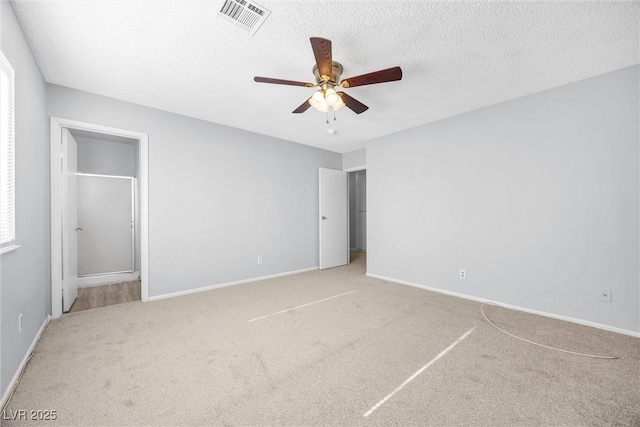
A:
[599,290,612,302]
[258,256,263,265]
[460,270,466,279]
[18,313,23,334]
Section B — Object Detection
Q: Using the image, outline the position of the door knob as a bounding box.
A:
[322,216,327,220]
[75,227,83,231]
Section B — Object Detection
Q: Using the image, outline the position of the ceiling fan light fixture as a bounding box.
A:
[309,89,330,112]
[325,87,339,106]
[309,90,323,109]
[254,38,402,119]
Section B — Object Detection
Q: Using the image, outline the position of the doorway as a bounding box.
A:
[318,167,367,270]
[348,170,366,253]
[50,118,149,319]
[347,168,366,271]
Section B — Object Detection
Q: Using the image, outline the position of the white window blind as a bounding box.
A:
[1,50,15,247]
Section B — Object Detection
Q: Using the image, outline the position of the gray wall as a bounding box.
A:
[343,148,366,170]
[47,84,341,297]
[1,0,50,395]
[367,65,639,333]
[76,135,137,177]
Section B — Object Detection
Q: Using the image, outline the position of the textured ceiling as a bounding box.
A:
[11,1,639,154]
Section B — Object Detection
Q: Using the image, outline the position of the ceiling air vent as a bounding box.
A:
[219,0,271,36]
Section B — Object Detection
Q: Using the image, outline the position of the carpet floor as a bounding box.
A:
[4,252,639,426]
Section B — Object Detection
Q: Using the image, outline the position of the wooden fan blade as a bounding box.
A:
[293,98,312,114]
[310,37,333,81]
[340,66,403,88]
[254,76,314,87]
[338,92,369,114]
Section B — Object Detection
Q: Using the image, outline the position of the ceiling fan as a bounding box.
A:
[254,37,403,120]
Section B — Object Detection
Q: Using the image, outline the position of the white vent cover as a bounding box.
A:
[219,0,271,36]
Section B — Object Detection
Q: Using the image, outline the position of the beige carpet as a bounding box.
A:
[4,252,639,426]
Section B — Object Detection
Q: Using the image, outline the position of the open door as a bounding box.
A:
[62,128,78,312]
[319,167,348,269]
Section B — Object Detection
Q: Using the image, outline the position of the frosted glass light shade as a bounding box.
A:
[325,87,339,106]
[309,90,330,112]
[309,90,324,109]
[333,96,346,111]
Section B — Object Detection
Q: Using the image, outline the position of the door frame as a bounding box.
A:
[50,117,149,318]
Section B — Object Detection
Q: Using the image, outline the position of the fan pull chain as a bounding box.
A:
[326,111,329,124]
[333,110,337,121]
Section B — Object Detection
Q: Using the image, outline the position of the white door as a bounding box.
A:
[62,129,78,312]
[319,167,348,269]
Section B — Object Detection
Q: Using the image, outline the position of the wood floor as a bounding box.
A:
[68,280,141,313]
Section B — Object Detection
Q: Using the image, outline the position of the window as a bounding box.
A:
[1,49,16,250]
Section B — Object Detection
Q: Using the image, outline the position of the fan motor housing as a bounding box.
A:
[313,61,344,85]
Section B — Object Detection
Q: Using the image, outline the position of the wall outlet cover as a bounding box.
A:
[599,290,612,302]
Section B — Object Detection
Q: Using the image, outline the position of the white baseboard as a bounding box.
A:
[366,273,640,338]
[1,315,50,410]
[149,266,319,302]
[78,271,140,288]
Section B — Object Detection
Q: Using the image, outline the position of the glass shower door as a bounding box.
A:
[77,173,134,276]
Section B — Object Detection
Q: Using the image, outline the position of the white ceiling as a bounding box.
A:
[11,1,639,154]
